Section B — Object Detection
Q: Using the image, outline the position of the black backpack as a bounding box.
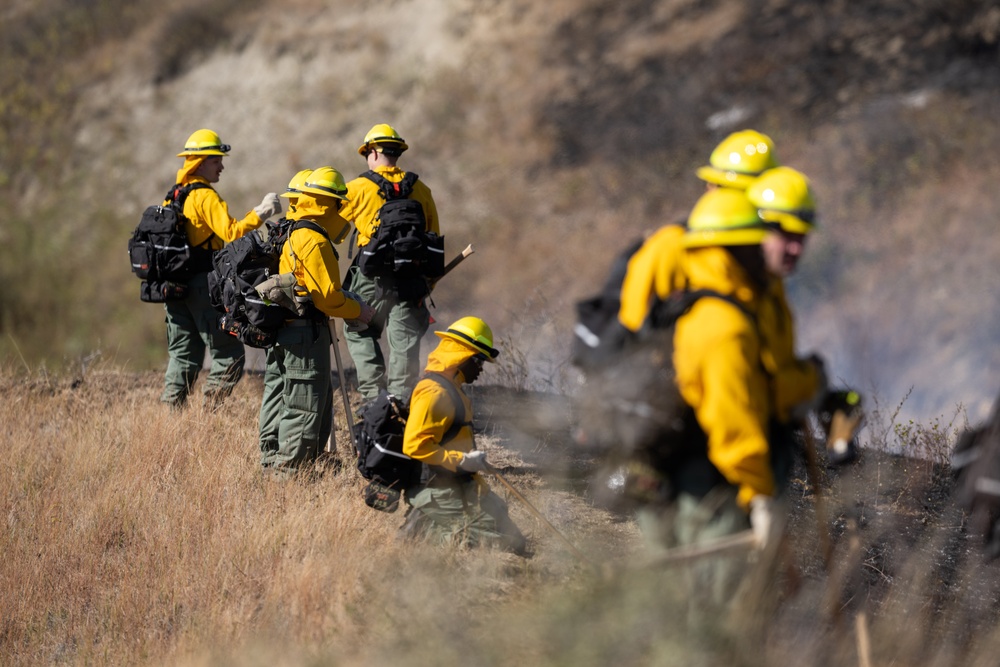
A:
[128,183,213,302]
[574,289,753,503]
[353,372,469,512]
[356,171,445,301]
[571,237,645,369]
[207,217,331,349]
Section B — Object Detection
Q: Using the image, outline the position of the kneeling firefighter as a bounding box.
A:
[399,317,527,554]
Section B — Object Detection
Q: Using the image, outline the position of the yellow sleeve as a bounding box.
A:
[280,228,362,319]
[184,187,262,247]
[758,281,822,422]
[618,226,686,332]
[411,181,440,235]
[403,379,466,471]
[675,300,774,508]
[341,177,381,247]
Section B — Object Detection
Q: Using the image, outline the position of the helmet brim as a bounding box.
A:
[760,210,815,234]
[357,140,409,156]
[434,330,499,361]
[683,227,768,248]
[695,166,758,190]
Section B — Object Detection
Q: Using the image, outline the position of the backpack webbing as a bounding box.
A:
[167,182,216,250]
[421,371,472,447]
[362,170,420,206]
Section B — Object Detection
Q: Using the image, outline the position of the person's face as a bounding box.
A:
[459,355,486,385]
[761,229,808,277]
[195,156,224,183]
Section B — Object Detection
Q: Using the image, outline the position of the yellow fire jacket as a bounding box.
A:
[673,246,774,509]
[758,278,823,423]
[278,193,362,320]
[619,223,819,427]
[618,224,688,332]
[170,169,263,250]
[341,166,440,247]
[403,338,486,488]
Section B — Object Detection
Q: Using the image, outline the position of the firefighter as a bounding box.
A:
[258,167,374,473]
[748,167,862,464]
[747,167,826,423]
[340,123,441,403]
[639,188,780,559]
[161,129,282,409]
[399,317,527,554]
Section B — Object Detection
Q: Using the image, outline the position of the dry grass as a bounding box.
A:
[5,362,1000,666]
[0,363,613,665]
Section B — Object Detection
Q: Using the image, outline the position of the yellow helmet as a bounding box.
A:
[696,129,778,190]
[746,167,817,234]
[434,316,500,361]
[176,129,231,157]
[357,123,409,156]
[684,188,768,248]
[299,166,349,201]
[280,169,314,199]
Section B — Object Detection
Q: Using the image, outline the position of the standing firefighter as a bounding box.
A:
[635,189,781,599]
[399,317,527,555]
[161,129,282,408]
[340,123,442,403]
[748,169,825,415]
[258,167,374,474]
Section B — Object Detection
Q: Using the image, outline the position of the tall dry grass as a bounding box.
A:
[5,362,1000,666]
[0,363,593,666]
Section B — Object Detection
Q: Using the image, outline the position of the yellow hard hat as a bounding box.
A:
[684,188,768,248]
[434,316,500,361]
[746,166,817,234]
[280,169,314,199]
[176,129,231,157]
[357,123,409,156]
[299,166,349,201]
[696,129,778,190]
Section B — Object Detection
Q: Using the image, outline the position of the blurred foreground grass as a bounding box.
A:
[4,362,1000,666]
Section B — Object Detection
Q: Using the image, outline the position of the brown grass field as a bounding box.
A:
[4,362,1000,666]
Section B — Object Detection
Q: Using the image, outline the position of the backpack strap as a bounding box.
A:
[646,288,755,331]
[361,170,420,201]
[421,371,471,446]
[166,182,216,250]
[289,218,337,260]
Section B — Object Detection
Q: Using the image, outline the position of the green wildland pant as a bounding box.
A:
[343,265,430,401]
[258,321,333,470]
[637,486,752,606]
[161,271,244,407]
[402,477,527,554]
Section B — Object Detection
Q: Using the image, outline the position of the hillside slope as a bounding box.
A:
[2,0,999,420]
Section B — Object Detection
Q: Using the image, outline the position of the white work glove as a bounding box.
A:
[254,192,282,221]
[342,294,376,332]
[749,495,779,549]
[458,450,490,474]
